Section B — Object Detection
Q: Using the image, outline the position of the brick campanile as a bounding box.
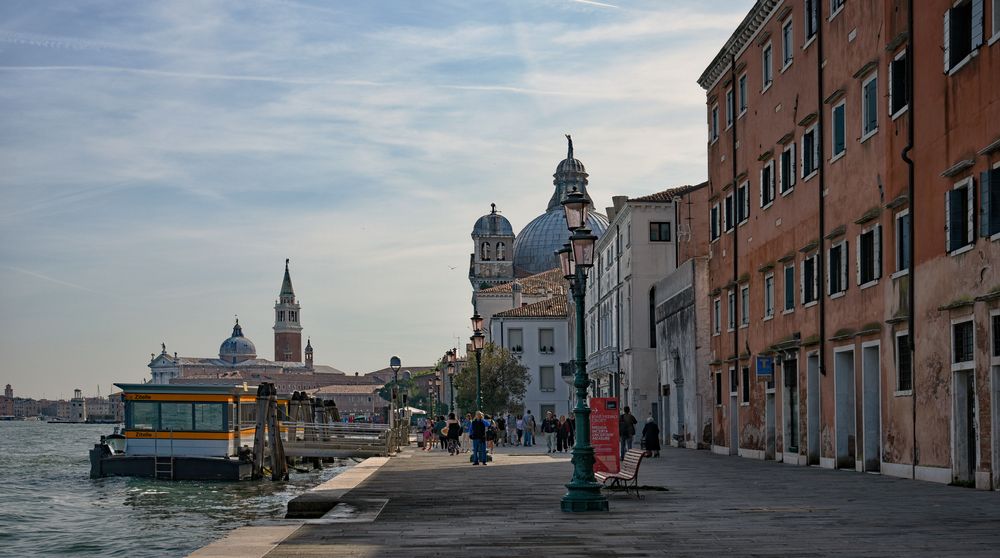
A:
[273,258,303,362]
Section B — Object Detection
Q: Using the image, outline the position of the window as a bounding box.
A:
[946,178,975,253]
[805,0,819,40]
[730,367,739,394]
[737,181,750,223]
[726,88,735,128]
[741,366,751,403]
[539,366,556,392]
[832,100,846,159]
[764,273,775,318]
[858,225,882,286]
[981,166,1000,238]
[193,403,225,431]
[738,74,748,115]
[993,314,1000,358]
[781,18,794,68]
[784,264,795,311]
[289,311,296,322]
[711,104,719,142]
[952,320,975,366]
[895,211,911,272]
[724,193,735,232]
[889,50,908,118]
[828,241,848,295]
[539,328,555,354]
[727,290,736,331]
[713,298,722,335]
[862,73,878,139]
[831,0,845,17]
[649,222,672,241]
[994,0,1000,42]
[944,0,984,74]
[649,286,657,349]
[129,401,159,430]
[740,285,750,327]
[715,371,723,405]
[896,332,912,392]
[760,160,775,207]
[710,204,720,240]
[160,402,193,431]
[509,328,523,353]
[278,310,285,322]
[497,242,506,260]
[802,254,818,305]
[481,242,491,261]
[802,125,819,179]
[780,143,797,193]
[762,42,773,90]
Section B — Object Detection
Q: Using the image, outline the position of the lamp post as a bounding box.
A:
[558,188,609,513]
[389,355,401,451]
[446,348,457,414]
[470,316,485,412]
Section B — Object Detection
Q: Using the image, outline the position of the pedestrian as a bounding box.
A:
[541,411,558,453]
[445,413,461,455]
[523,410,536,447]
[515,414,524,446]
[642,416,661,457]
[435,415,447,451]
[556,414,572,452]
[506,412,517,446]
[470,411,489,465]
[486,414,498,452]
[422,421,433,451]
[461,413,473,453]
[619,406,638,459]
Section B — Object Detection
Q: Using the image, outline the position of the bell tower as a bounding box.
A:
[273,259,303,362]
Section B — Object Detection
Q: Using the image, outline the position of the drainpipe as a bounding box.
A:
[900,0,917,479]
[616,222,622,402]
[817,5,827,384]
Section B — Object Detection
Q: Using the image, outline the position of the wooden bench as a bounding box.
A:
[594,448,646,498]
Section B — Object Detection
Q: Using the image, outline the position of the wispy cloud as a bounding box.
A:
[570,0,620,8]
[0,266,97,293]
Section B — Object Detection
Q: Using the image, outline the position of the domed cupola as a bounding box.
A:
[513,136,608,276]
[219,319,257,363]
[472,203,515,238]
[469,203,516,293]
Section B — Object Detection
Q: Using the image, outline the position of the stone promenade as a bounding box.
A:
[228,444,1000,557]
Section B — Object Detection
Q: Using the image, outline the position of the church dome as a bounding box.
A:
[219,320,257,363]
[512,209,608,276]
[472,203,514,237]
[555,156,587,177]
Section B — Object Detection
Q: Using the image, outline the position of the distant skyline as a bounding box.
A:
[0,0,752,398]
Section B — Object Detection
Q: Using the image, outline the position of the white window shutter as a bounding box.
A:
[759,170,765,207]
[874,226,882,279]
[856,234,863,285]
[826,248,832,294]
[888,59,894,116]
[945,191,952,252]
[800,262,805,302]
[972,0,984,50]
[801,140,806,178]
[943,9,951,72]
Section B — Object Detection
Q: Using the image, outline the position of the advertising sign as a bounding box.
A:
[590,397,620,474]
[756,355,774,378]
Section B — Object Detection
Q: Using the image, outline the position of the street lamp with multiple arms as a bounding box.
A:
[446,348,457,413]
[470,315,485,412]
[558,187,609,513]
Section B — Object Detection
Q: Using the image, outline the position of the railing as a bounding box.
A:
[267,421,395,458]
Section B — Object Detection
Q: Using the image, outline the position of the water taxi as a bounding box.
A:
[89,383,288,481]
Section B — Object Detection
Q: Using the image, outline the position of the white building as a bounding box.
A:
[585,188,696,422]
[490,294,573,418]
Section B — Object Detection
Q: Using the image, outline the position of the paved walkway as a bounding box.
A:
[262,443,1000,557]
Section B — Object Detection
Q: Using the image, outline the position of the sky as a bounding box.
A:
[0,0,753,399]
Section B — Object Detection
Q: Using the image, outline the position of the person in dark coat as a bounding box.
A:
[642,416,661,457]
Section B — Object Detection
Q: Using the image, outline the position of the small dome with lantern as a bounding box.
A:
[219,320,257,363]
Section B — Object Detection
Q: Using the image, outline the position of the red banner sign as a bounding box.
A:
[590,397,620,474]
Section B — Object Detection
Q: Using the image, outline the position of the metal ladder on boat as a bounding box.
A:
[154,430,175,480]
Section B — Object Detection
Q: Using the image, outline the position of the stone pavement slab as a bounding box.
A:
[263,446,1000,557]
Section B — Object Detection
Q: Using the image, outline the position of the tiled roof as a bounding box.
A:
[478,268,565,296]
[493,294,568,318]
[629,182,709,203]
[310,384,383,396]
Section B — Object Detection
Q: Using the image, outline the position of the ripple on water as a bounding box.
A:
[0,422,349,557]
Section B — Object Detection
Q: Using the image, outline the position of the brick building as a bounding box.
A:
[697,0,998,485]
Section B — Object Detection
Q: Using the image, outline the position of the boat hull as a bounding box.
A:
[90,447,253,481]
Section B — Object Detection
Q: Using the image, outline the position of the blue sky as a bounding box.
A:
[0,0,752,399]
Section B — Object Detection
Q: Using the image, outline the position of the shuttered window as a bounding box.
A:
[784,264,795,311]
[862,74,878,138]
[858,226,882,285]
[802,254,818,304]
[896,212,911,272]
[944,0,984,73]
[762,43,773,89]
[889,51,908,117]
[981,167,1000,237]
[738,74,748,114]
[710,204,720,240]
[832,101,846,158]
[897,334,912,391]
[946,179,975,253]
[802,126,819,178]
[738,182,750,223]
[781,143,796,193]
[725,194,735,232]
[760,162,775,208]
[805,0,819,39]
[829,241,847,295]
[953,321,974,364]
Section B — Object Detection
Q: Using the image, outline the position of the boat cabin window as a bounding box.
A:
[160,402,194,431]
[239,402,257,426]
[129,401,159,430]
[193,403,225,431]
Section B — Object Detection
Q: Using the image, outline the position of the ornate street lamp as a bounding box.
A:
[446,349,457,413]
[559,190,608,513]
[470,326,485,412]
[389,356,401,449]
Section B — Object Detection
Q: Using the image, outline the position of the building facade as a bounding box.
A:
[698,0,999,486]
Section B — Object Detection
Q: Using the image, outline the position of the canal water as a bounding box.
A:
[0,421,350,556]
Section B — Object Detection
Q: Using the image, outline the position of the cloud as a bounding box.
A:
[570,0,620,8]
